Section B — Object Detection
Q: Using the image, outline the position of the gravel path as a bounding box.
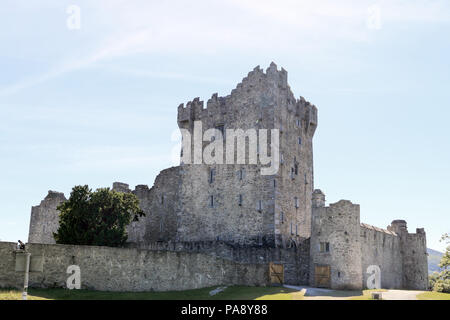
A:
[283,285,424,300]
[380,290,423,300]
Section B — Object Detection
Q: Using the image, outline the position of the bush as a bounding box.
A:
[54,185,145,247]
[430,234,450,293]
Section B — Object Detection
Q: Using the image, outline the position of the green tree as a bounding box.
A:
[429,233,450,293]
[54,185,145,247]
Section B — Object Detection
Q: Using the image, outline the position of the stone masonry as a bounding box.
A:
[25,63,428,291]
[310,190,428,290]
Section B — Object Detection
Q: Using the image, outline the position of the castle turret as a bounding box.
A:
[312,189,325,208]
[112,182,131,193]
[388,220,408,235]
[387,220,428,290]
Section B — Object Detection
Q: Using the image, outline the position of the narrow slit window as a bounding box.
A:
[215,125,224,139]
[209,169,215,183]
[294,197,299,208]
[238,194,243,206]
[209,195,214,207]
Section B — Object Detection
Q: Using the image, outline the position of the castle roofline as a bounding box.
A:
[361,223,398,236]
[177,63,316,112]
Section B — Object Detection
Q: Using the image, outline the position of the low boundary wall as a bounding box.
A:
[0,240,309,292]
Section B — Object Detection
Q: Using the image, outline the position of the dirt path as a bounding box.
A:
[380,290,423,300]
[284,285,424,300]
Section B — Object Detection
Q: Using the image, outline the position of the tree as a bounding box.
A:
[54,185,145,247]
[429,233,450,293]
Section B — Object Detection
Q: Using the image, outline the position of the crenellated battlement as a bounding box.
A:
[177,62,317,134]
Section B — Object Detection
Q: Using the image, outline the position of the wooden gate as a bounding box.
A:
[269,262,284,285]
[315,265,331,288]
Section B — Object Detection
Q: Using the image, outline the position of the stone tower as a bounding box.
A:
[176,62,317,246]
[388,220,428,290]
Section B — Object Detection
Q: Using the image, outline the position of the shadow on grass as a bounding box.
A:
[0,286,301,300]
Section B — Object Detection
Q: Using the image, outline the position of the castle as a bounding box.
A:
[27,63,428,290]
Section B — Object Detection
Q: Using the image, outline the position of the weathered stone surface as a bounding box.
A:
[24,63,427,291]
[28,191,66,244]
[0,241,307,291]
[311,190,428,290]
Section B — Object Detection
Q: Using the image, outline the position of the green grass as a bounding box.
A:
[0,286,304,300]
[417,291,450,300]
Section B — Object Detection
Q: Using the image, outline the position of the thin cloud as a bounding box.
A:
[1,0,449,97]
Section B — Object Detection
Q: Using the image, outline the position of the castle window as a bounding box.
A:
[320,242,330,253]
[290,223,294,235]
[296,119,301,127]
[238,194,243,206]
[294,164,298,175]
[295,224,298,236]
[215,124,225,139]
[257,200,263,212]
[161,194,165,205]
[159,221,163,233]
[209,195,214,207]
[280,212,284,224]
[294,197,299,208]
[209,168,215,183]
[239,169,244,180]
[273,179,276,188]
[298,137,302,145]
[281,153,284,164]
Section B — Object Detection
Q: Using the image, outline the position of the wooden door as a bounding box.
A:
[269,262,284,284]
[315,265,331,288]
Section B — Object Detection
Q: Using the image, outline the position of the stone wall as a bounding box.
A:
[131,239,310,285]
[28,191,66,244]
[0,241,271,292]
[311,190,428,290]
[360,224,403,289]
[310,196,363,290]
[126,167,181,244]
[388,220,428,290]
[28,168,181,246]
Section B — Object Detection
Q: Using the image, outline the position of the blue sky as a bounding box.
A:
[0,0,449,251]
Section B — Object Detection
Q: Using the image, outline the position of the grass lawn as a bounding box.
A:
[416,291,450,300]
[0,286,304,300]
